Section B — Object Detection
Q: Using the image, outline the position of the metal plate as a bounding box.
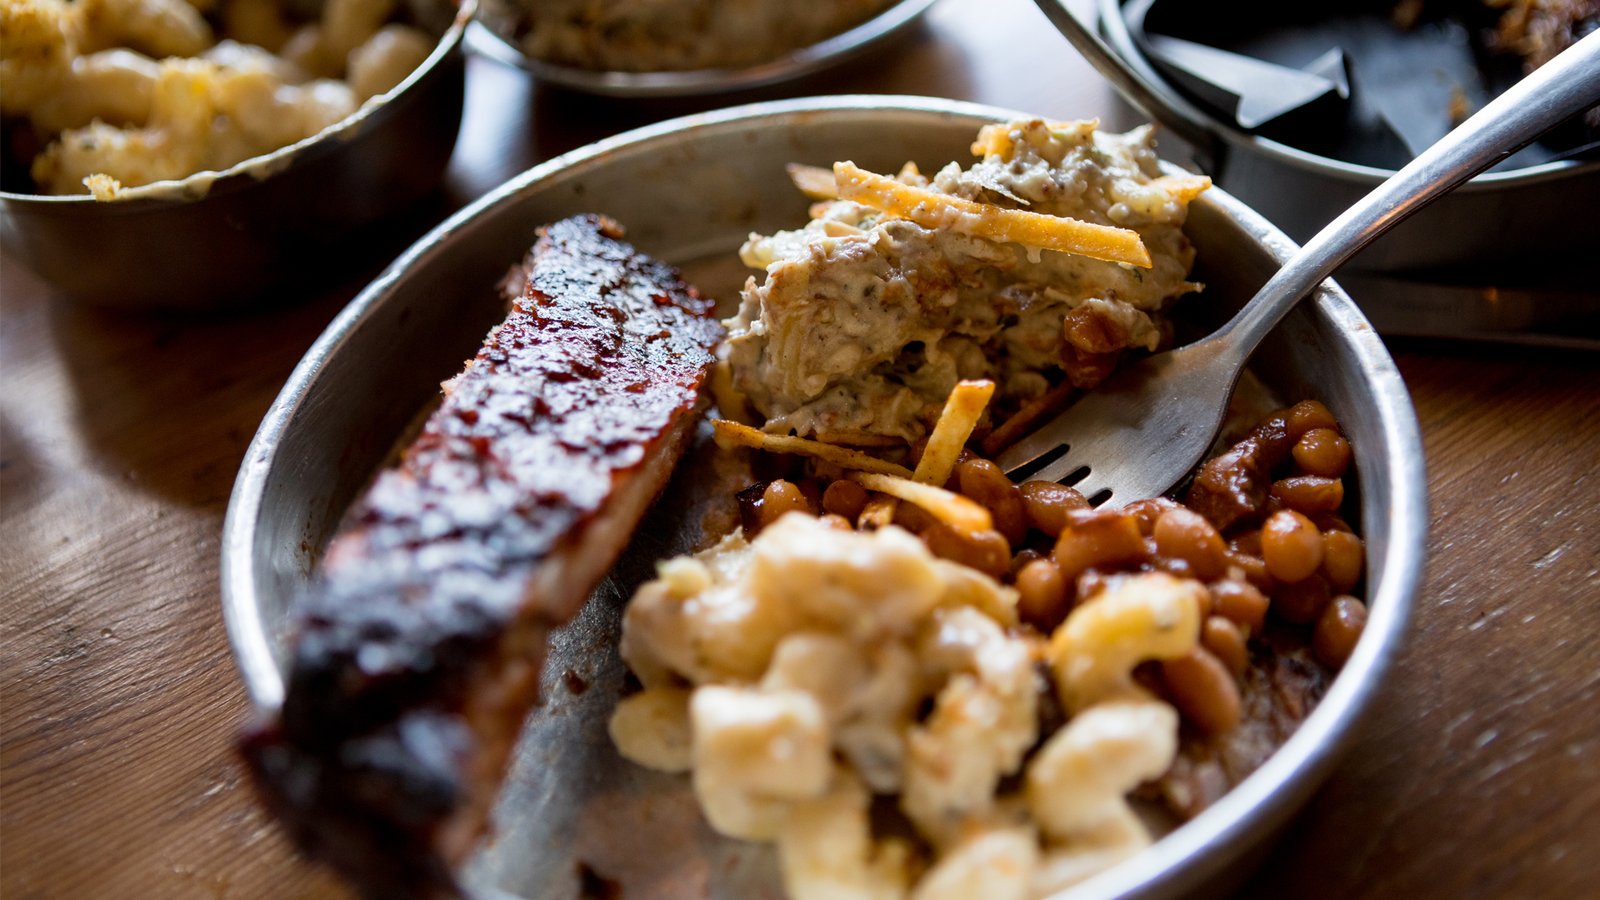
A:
[221,96,1427,899]
[466,0,939,97]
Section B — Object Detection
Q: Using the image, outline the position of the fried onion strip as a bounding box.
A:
[914,379,995,486]
[833,161,1152,268]
[712,420,913,478]
[980,380,1077,458]
[847,471,993,534]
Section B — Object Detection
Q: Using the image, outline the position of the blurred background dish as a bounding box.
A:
[0,0,474,310]
[1031,0,1600,348]
[469,0,940,96]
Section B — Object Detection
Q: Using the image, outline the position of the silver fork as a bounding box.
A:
[998,29,1600,503]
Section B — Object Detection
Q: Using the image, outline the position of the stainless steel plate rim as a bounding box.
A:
[221,94,1426,899]
[466,0,939,96]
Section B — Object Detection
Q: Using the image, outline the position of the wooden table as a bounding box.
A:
[3,0,1598,896]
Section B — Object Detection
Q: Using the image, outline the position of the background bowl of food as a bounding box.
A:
[1032,0,1599,290]
[469,0,940,96]
[223,95,1426,898]
[0,0,473,310]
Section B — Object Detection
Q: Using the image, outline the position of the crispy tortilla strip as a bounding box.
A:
[815,430,903,448]
[980,380,1076,458]
[914,379,996,486]
[848,471,993,533]
[858,494,898,529]
[712,419,913,478]
[787,163,839,200]
[709,361,755,425]
[1151,173,1213,204]
[834,160,1152,268]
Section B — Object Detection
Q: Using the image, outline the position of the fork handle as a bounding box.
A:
[1213,29,1600,356]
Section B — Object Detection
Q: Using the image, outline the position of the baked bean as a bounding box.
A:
[1155,554,1196,580]
[1262,510,1324,583]
[1009,548,1043,581]
[1162,648,1242,734]
[893,500,935,534]
[1053,510,1146,582]
[1273,573,1332,625]
[909,435,930,470]
[1184,438,1273,532]
[1076,570,1112,603]
[796,479,824,513]
[958,458,1027,546]
[939,449,976,491]
[1271,476,1345,515]
[1230,530,1263,557]
[1311,511,1354,534]
[818,513,854,531]
[822,479,869,520]
[1314,595,1368,668]
[1292,428,1351,478]
[1122,497,1182,536]
[1153,508,1229,581]
[1016,558,1070,630]
[760,480,813,528]
[1203,616,1249,677]
[1321,530,1365,594]
[1061,345,1120,388]
[1251,413,1295,468]
[1260,495,1287,521]
[1224,551,1275,592]
[1018,481,1089,537]
[1284,399,1338,441]
[925,524,1011,580]
[1210,578,1268,633]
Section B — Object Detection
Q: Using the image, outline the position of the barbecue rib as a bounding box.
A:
[241,215,722,898]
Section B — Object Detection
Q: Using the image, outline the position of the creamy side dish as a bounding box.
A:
[724,119,1207,445]
[0,0,437,197]
[612,514,1202,900]
[487,0,895,73]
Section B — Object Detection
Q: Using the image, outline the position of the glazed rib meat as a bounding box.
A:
[241,215,721,898]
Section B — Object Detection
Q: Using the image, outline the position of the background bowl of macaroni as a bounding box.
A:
[0,0,473,310]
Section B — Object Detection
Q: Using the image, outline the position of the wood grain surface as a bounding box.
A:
[2,0,1598,897]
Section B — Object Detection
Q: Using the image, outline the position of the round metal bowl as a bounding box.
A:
[222,96,1426,898]
[467,0,938,97]
[0,0,474,311]
[1029,0,1600,276]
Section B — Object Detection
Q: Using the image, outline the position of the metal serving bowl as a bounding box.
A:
[1030,0,1600,277]
[467,0,938,96]
[222,96,1426,898]
[0,0,474,311]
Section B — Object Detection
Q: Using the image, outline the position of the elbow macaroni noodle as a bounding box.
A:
[610,513,1209,898]
[0,0,436,196]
